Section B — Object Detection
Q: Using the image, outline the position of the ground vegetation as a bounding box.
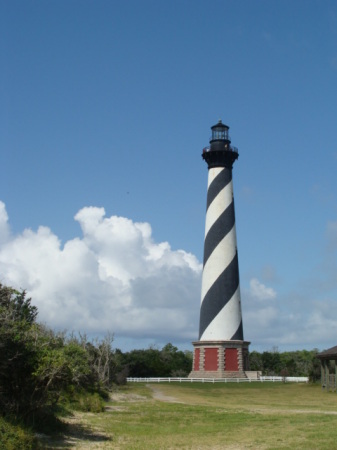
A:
[44,382,337,449]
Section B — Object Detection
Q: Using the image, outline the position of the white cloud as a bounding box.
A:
[0,202,202,345]
[0,201,10,246]
[241,277,279,346]
[1,200,337,352]
[249,278,277,301]
[243,274,337,351]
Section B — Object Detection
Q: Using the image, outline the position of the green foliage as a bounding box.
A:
[121,343,192,377]
[309,353,322,382]
[68,390,105,413]
[0,284,37,325]
[0,284,41,418]
[248,350,263,371]
[261,349,282,375]
[0,416,41,449]
[0,283,114,427]
[249,347,321,377]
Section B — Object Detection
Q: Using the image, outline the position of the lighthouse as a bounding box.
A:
[190,120,250,378]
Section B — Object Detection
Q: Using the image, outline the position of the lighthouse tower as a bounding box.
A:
[190,120,250,378]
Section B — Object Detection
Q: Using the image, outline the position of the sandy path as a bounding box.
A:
[147,384,185,403]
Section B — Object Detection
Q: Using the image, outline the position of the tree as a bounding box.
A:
[120,343,192,377]
[90,333,117,387]
[249,351,263,372]
[0,284,40,417]
[0,284,37,324]
[248,348,322,379]
[308,350,321,382]
[0,284,107,422]
[261,350,282,375]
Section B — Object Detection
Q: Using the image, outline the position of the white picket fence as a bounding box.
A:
[127,376,308,384]
[260,376,308,382]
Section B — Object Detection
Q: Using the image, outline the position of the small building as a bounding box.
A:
[317,346,337,392]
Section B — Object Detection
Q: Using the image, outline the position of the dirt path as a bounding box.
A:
[146,384,185,403]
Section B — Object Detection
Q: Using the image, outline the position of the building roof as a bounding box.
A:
[211,120,229,130]
[317,345,337,359]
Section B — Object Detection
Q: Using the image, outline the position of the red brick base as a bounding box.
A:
[189,340,250,378]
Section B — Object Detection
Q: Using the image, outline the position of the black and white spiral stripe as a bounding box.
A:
[199,166,243,341]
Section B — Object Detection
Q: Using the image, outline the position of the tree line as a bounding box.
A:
[249,349,321,380]
[117,347,321,380]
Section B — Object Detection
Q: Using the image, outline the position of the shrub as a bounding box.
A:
[67,390,105,413]
[0,416,40,450]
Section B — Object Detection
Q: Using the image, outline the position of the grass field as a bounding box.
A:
[45,382,337,449]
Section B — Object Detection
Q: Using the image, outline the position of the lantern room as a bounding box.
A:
[210,120,231,144]
[203,120,238,168]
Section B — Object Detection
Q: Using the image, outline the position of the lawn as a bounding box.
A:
[45,382,337,449]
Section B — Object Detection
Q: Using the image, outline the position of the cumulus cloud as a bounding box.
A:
[243,272,337,350]
[0,201,10,246]
[2,199,337,352]
[0,202,202,344]
[249,278,277,301]
[242,277,279,346]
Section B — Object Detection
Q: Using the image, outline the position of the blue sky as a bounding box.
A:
[1,0,337,352]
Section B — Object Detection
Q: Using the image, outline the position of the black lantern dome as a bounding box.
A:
[202,120,239,169]
[210,120,231,147]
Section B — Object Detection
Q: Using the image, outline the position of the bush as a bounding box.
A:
[0,284,109,419]
[0,416,40,450]
[76,392,105,413]
[62,389,105,413]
